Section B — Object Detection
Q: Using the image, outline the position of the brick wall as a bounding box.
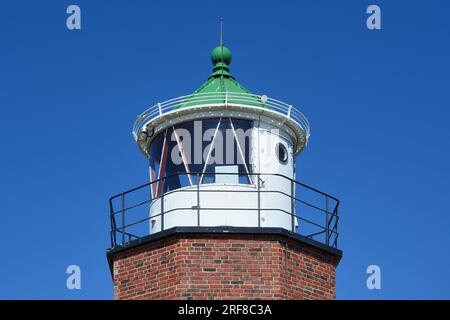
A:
[109,232,340,300]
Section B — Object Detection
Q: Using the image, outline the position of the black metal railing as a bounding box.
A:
[108,172,340,249]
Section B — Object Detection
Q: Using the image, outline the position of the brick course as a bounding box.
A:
[109,233,340,300]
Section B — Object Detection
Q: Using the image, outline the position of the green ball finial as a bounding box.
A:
[211,46,232,66]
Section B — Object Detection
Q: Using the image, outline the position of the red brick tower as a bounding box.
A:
[107,43,342,300]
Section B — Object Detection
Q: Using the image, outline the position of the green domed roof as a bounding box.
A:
[176,45,267,109]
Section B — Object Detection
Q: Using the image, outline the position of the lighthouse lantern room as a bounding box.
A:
[132,45,312,234]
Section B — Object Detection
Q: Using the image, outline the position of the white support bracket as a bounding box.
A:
[287,105,292,118]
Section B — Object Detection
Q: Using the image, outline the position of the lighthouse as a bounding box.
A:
[107,41,342,300]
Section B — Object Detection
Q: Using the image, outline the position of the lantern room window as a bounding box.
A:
[149,118,253,197]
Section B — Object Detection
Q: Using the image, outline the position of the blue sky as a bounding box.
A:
[0,0,449,299]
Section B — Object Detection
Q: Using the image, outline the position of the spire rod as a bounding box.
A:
[219,17,223,46]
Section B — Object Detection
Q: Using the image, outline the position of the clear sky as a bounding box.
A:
[0,0,449,299]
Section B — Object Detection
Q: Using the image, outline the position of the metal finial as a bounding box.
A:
[220,17,223,46]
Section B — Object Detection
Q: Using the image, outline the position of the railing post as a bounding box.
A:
[158,103,162,115]
[110,213,115,248]
[325,195,329,246]
[109,198,116,248]
[287,105,292,118]
[121,193,125,246]
[291,179,295,232]
[334,206,338,248]
[197,173,200,227]
[257,175,261,227]
[160,186,164,232]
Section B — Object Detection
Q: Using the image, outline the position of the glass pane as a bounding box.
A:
[230,119,252,184]
[162,127,189,193]
[202,118,253,184]
[148,118,254,193]
[149,130,166,197]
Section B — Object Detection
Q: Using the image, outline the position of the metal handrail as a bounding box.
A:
[108,172,339,250]
[132,92,310,142]
[110,172,338,203]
